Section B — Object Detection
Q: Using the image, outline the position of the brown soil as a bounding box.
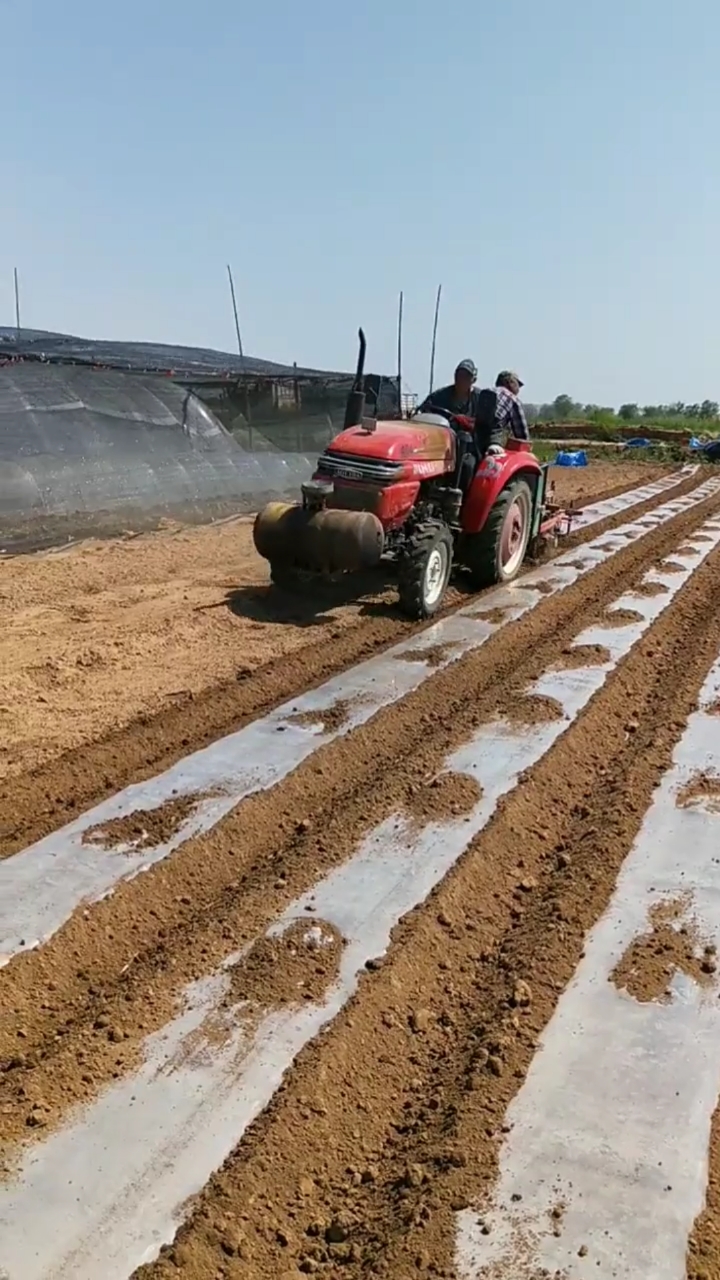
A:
[547,461,670,506]
[500,694,565,725]
[0,470,718,1278]
[2,480,713,1168]
[224,919,344,1013]
[551,643,611,670]
[0,518,389,784]
[0,466,666,789]
[561,557,594,571]
[0,469,703,865]
[610,897,717,1003]
[395,643,457,667]
[125,527,720,1280]
[83,793,209,851]
[677,771,720,814]
[604,607,645,626]
[634,580,670,597]
[473,607,514,625]
[287,699,355,734]
[688,1114,720,1278]
[657,557,687,573]
[404,772,482,826]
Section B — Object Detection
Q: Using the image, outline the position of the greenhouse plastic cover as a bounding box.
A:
[0,326,351,382]
[0,364,319,553]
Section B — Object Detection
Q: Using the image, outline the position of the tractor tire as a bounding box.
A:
[269,562,305,593]
[397,523,454,620]
[465,479,533,589]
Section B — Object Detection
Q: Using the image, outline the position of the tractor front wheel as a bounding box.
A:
[398,523,454,620]
[270,562,305,593]
[466,479,533,589]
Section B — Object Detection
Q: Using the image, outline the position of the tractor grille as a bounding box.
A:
[317,451,403,485]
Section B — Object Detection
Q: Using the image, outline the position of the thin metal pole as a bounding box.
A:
[13,267,21,331]
[226,264,243,357]
[397,290,404,416]
[428,282,442,394]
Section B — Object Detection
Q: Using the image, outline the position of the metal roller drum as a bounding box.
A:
[253,502,385,574]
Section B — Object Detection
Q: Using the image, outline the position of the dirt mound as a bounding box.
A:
[395,643,457,667]
[287,699,355,733]
[633,580,670,597]
[677,771,720,813]
[604,607,645,626]
[552,643,611,670]
[500,694,565,725]
[611,898,716,1003]
[83,792,212,851]
[404,772,482,827]
[225,919,344,1012]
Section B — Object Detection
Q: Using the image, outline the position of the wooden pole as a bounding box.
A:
[428,283,442,394]
[13,267,21,331]
[226,264,243,357]
[397,290,404,416]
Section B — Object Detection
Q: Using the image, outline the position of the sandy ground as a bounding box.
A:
[0,462,673,781]
[1,464,720,1280]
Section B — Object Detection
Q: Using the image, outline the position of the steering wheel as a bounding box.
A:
[415,406,472,429]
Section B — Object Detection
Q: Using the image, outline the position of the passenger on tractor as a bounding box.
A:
[476,371,531,455]
[450,371,530,497]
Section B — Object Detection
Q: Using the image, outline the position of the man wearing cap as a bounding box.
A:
[418,359,481,417]
[417,360,482,495]
[491,371,530,445]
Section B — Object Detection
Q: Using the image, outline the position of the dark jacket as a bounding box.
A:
[418,384,483,418]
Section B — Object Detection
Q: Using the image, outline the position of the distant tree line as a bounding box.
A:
[530,395,720,427]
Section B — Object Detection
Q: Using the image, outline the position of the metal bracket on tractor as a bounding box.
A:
[528,467,575,557]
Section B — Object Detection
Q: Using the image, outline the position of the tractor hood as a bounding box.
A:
[326,418,454,465]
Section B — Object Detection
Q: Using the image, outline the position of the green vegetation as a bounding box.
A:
[533,395,719,431]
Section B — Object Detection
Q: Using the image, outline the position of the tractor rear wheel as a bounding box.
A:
[398,523,454,620]
[466,479,533,589]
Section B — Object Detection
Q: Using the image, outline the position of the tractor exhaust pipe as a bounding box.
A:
[343,327,367,429]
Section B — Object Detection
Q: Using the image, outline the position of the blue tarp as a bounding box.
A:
[554,450,588,467]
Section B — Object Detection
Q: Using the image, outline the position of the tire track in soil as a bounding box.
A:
[123,540,720,1280]
[0,486,712,1269]
[0,469,702,861]
[0,489,717,1271]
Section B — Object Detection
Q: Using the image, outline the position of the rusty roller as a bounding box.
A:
[253,502,385,574]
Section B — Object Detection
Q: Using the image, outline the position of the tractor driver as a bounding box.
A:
[418,359,481,418]
[418,360,481,495]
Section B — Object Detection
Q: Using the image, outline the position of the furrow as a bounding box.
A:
[120,537,720,1280]
[0,465,700,858]
[0,495,719,1279]
[1,475,716,964]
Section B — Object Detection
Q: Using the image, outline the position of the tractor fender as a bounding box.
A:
[461,452,543,535]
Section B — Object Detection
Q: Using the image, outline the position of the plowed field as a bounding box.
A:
[2,461,720,1280]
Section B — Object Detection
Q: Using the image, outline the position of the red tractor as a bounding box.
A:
[253,330,572,619]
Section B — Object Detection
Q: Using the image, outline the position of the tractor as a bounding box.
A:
[253,330,573,619]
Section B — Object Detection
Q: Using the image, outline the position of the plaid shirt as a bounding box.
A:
[495,386,530,441]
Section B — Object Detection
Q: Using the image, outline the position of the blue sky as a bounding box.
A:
[3,0,719,404]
